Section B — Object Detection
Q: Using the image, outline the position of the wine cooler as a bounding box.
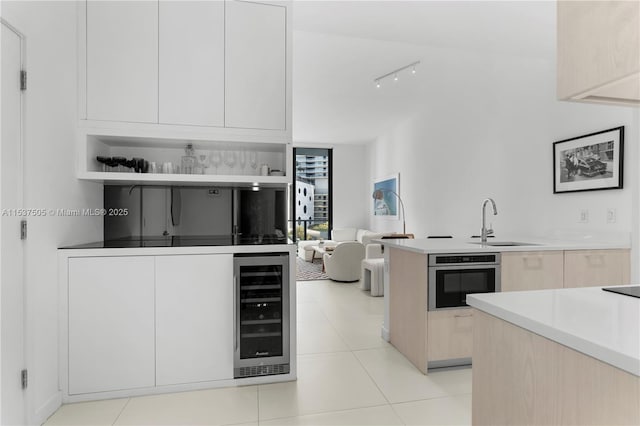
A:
[233,253,290,378]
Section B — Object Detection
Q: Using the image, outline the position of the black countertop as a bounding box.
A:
[61,235,293,249]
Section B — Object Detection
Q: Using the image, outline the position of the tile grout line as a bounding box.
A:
[303,279,374,353]
[257,403,393,425]
[111,398,132,426]
[351,348,394,407]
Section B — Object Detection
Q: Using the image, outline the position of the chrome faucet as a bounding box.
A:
[481,198,498,243]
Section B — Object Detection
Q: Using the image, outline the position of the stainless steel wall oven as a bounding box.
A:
[233,253,289,378]
[428,253,501,311]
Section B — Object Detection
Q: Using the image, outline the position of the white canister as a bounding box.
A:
[260,164,270,176]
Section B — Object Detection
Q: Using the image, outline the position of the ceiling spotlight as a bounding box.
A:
[394,74,398,81]
[375,81,381,88]
[412,66,416,74]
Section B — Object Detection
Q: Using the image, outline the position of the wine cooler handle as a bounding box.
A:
[233,273,238,352]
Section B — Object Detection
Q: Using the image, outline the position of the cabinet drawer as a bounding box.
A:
[427,309,473,362]
[501,251,564,292]
[564,250,630,288]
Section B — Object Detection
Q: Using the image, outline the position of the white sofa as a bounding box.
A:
[297,228,385,261]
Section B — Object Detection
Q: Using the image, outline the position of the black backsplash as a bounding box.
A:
[104,185,287,242]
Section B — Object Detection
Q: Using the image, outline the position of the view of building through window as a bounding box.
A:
[291,148,332,241]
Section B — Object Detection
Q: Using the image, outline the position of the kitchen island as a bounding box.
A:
[467,287,640,425]
[378,236,630,373]
[58,238,296,403]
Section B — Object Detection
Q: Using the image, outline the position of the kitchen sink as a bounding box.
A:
[470,241,539,247]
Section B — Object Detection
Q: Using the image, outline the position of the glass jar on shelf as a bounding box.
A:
[181,143,197,174]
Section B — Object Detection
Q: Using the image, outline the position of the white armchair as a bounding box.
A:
[323,242,365,282]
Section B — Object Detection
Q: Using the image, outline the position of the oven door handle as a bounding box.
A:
[429,264,500,270]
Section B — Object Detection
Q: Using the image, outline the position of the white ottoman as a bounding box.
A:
[360,258,385,296]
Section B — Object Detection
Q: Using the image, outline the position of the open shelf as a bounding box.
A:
[78,131,292,186]
[78,171,290,187]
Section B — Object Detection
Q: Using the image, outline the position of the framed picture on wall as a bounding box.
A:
[553,126,624,194]
[372,174,399,218]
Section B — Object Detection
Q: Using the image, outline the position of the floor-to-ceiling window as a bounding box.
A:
[291,148,332,242]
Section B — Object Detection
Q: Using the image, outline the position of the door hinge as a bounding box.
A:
[20,70,27,91]
[20,220,27,240]
[21,369,27,390]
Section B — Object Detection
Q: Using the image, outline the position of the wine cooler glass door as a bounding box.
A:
[234,254,290,375]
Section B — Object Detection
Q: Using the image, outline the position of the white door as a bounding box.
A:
[225,0,286,130]
[156,254,234,385]
[68,256,155,394]
[159,1,225,126]
[86,0,158,123]
[1,20,26,425]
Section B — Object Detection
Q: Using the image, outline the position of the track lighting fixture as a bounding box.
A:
[373,61,420,88]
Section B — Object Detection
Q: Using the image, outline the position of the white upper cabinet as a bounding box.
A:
[81,0,291,135]
[86,1,159,122]
[225,1,287,130]
[159,1,225,126]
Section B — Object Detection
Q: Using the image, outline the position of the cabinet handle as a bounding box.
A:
[233,274,238,352]
[523,256,542,270]
[454,313,472,318]
[585,254,605,267]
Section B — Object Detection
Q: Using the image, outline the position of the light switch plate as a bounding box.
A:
[606,208,617,224]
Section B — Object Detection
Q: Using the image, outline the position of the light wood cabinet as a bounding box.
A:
[68,256,155,394]
[155,254,234,386]
[225,0,287,130]
[557,0,640,106]
[501,251,564,292]
[86,1,159,122]
[159,1,225,126]
[473,309,640,425]
[564,249,630,288]
[388,247,630,375]
[427,309,473,362]
[388,247,428,373]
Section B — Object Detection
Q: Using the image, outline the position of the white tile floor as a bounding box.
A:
[44,279,471,426]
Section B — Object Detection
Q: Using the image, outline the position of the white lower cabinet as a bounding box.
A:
[155,254,234,385]
[68,256,156,394]
[67,254,234,395]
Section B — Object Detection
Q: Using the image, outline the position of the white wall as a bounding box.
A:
[1,2,103,423]
[294,143,370,230]
[367,47,637,246]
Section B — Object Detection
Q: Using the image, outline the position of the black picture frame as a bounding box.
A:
[553,126,624,194]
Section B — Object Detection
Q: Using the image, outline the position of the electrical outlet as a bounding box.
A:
[606,208,617,224]
[579,209,589,223]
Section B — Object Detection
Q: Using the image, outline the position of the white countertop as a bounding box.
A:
[467,286,640,376]
[377,236,630,254]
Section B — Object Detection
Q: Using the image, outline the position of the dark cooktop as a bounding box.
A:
[61,235,292,249]
[602,285,640,299]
